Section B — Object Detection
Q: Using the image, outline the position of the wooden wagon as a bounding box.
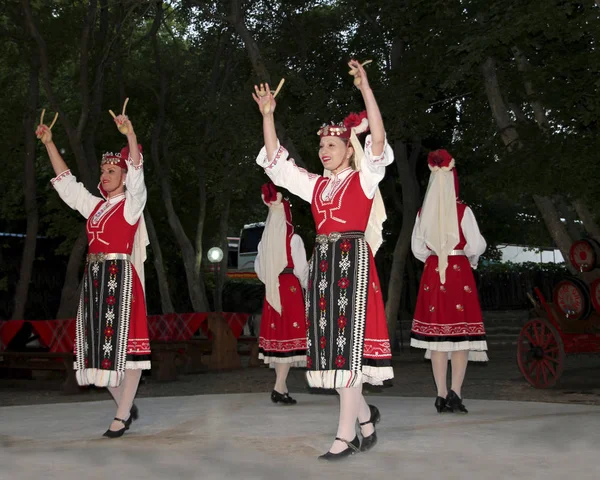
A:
[517,239,600,388]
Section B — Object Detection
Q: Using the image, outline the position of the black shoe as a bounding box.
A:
[102,417,129,438]
[446,390,468,414]
[318,436,360,460]
[130,404,139,422]
[271,390,297,405]
[434,396,451,413]
[359,405,380,452]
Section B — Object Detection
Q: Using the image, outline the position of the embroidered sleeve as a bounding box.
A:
[359,134,394,199]
[124,152,147,225]
[51,169,102,219]
[462,207,487,269]
[291,234,309,290]
[256,141,320,203]
[411,212,432,263]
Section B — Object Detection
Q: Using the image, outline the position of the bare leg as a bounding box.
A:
[450,350,469,398]
[430,350,449,397]
[274,363,291,393]
[107,384,123,407]
[108,369,142,431]
[328,386,361,454]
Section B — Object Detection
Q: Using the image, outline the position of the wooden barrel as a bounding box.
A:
[569,239,600,272]
[591,278,600,315]
[553,277,592,320]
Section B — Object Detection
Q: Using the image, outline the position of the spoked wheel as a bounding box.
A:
[517,318,565,388]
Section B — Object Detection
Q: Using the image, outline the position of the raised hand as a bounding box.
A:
[252,83,276,116]
[35,109,58,145]
[348,59,372,91]
[109,98,132,135]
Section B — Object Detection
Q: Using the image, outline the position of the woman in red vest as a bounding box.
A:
[410,149,488,414]
[254,183,308,404]
[252,60,394,460]
[36,113,150,438]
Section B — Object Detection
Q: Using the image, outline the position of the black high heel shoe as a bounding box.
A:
[271,390,297,405]
[359,404,380,452]
[318,436,360,461]
[103,417,129,438]
[434,396,451,413]
[446,390,468,414]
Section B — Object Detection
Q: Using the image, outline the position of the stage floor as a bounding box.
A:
[1,393,599,479]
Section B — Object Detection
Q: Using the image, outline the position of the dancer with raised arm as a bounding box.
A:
[36,106,150,438]
[252,60,394,460]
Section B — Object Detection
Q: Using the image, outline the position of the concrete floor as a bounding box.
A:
[1,393,599,480]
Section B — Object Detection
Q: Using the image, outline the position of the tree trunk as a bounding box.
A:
[12,53,40,320]
[385,138,421,344]
[481,54,575,270]
[195,163,207,278]
[227,0,304,166]
[554,196,582,241]
[511,46,549,130]
[532,195,577,273]
[215,170,232,312]
[481,56,521,151]
[144,208,175,314]
[573,199,600,243]
[150,1,209,312]
[56,229,88,318]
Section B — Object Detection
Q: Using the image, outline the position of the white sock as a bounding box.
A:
[274,363,291,393]
[109,369,142,431]
[328,386,362,454]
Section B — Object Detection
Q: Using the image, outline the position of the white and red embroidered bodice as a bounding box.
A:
[51,155,146,255]
[256,134,394,235]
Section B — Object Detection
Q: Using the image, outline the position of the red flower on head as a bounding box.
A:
[104,326,114,337]
[109,264,118,275]
[337,315,347,329]
[306,356,313,369]
[101,359,112,369]
[106,295,116,305]
[427,149,453,168]
[319,297,327,311]
[319,260,329,272]
[343,111,368,130]
[337,277,349,289]
[261,182,278,204]
[335,355,346,368]
[340,239,352,253]
[320,336,327,349]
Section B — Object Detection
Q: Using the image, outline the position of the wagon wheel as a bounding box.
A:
[517,318,565,388]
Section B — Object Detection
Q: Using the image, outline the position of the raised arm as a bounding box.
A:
[114,114,146,225]
[253,83,319,202]
[36,120,101,218]
[349,59,385,156]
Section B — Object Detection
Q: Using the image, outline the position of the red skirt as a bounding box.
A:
[410,255,488,361]
[258,273,307,367]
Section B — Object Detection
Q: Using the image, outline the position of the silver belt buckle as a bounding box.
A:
[328,232,341,243]
[88,252,106,263]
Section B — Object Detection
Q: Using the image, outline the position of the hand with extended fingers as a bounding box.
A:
[109,98,134,136]
[252,79,285,116]
[35,109,59,145]
[348,59,372,90]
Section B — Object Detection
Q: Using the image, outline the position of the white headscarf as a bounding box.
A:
[256,192,289,314]
[419,158,459,284]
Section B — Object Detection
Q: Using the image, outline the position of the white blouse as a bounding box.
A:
[411,206,487,268]
[254,234,309,289]
[256,135,394,203]
[50,154,146,225]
